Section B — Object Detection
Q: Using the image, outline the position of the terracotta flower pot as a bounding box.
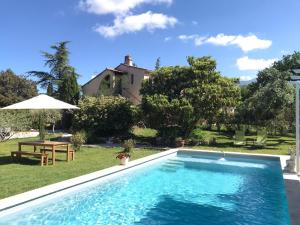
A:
[120,157,129,165]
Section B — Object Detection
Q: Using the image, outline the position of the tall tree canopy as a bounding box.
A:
[155,57,161,70]
[141,56,241,136]
[238,52,300,133]
[57,70,80,105]
[0,69,38,107]
[28,41,80,103]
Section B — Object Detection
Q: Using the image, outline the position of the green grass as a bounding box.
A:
[0,136,160,200]
[131,127,294,155]
[190,130,294,155]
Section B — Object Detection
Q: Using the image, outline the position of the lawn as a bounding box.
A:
[0,136,161,200]
[132,127,295,155]
[190,130,295,155]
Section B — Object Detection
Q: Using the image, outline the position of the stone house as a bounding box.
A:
[82,55,151,104]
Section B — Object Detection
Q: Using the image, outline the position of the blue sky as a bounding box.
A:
[0,0,299,87]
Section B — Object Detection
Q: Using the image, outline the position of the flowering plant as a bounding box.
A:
[116,152,130,159]
[115,139,135,160]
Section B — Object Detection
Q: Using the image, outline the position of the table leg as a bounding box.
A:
[66,144,70,162]
[18,143,22,159]
[52,146,56,165]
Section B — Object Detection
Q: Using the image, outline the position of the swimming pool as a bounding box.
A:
[0,151,290,225]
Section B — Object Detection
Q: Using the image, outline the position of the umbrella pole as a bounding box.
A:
[38,110,46,141]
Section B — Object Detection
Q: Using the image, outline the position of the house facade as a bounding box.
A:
[82,55,151,104]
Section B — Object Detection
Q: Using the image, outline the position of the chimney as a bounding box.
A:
[124,55,133,66]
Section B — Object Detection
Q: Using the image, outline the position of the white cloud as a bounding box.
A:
[240,75,255,81]
[178,34,198,41]
[79,0,172,15]
[95,11,177,38]
[178,33,272,52]
[236,56,276,71]
[206,34,236,46]
[178,34,206,46]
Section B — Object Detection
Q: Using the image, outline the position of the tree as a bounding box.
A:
[241,77,294,130]
[0,110,32,142]
[28,41,80,102]
[273,51,300,72]
[57,69,80,105]
[142,94,195,139]
[31,109,62,133]
[141,56,241,135]
[238,52,300,133]
[0,69,38,107]
[155,57,161,70]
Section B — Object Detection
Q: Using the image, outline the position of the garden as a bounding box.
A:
[0,42,299,199]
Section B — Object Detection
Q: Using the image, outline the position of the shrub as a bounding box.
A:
[123,139,135,154]
[189,128,207,145]
[71,131,87,151]
[141,94,195,139]
[117,139,135,159]
[72,96,136,140]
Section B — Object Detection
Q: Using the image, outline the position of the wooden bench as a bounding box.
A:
[40,148,75,161]
[11,151,48,166]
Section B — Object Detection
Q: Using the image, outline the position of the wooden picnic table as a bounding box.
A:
[18,141,71,165]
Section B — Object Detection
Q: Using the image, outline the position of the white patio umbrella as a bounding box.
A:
[1,94,79,140]
[1,94,79,110]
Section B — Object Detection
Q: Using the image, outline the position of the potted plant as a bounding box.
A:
[116,139,135,165]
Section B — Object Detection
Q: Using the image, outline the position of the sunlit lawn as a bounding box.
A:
[131,127,294,155]
[0,136,160,199]
[190,130,294,155]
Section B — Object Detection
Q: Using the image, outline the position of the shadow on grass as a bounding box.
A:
[0,156,40,166]
[0,155,67,166]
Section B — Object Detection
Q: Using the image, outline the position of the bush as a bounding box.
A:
[72,96,136,140]
[117,139,135,159]
[141,94,195,139]
[123,139,135,153]
[71,131,87,151]
[189,128,207,145]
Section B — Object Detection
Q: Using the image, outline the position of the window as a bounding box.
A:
[104,75,110,88]
[131,74,134,85]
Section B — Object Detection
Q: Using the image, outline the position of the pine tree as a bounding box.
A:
[155,57,161,70]
[46,83,54,96]
[57,68,80,104]
[28,41,80,100]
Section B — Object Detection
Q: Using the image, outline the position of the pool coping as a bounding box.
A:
[0,148,299,223]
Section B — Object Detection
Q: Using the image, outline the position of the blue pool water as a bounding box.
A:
[0,152,290,225]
